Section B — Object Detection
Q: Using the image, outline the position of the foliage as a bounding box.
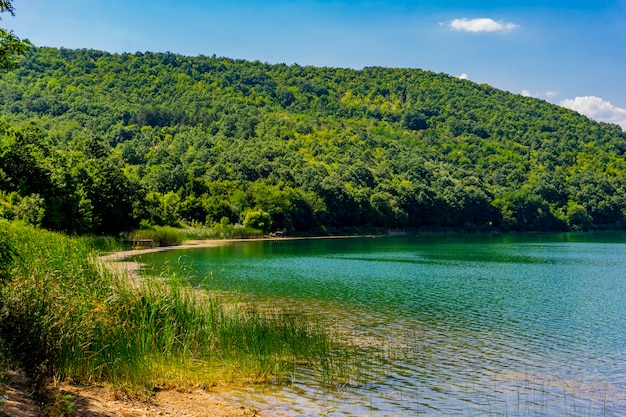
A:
[243,209,272,234]
[0,1,31,71]
[127,225,186,247]
[0,47,626,234]
[0,121,142,234]
[0,220,14,283]
[0,221,340,390]
[0,28,30,70]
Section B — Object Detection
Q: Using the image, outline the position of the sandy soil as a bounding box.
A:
[96,239,238,286]
[1,370,40,417]
[60,383,258,417]
[1,370,258,416]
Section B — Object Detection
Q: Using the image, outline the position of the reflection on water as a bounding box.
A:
[139,233,626,416]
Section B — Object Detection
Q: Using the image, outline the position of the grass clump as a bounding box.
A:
[126,223,265,248]
[0,220,338,394]
[126,225,187,247]
[179,222,265,240]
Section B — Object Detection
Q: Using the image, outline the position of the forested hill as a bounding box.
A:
[1,47,626,235]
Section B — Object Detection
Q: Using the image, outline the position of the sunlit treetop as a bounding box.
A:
[0,0,31,70]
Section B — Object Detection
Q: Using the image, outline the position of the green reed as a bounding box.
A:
[0,220,341,394]
[125,223,264,248]
[177,223,265,240]
[126,225,187,247]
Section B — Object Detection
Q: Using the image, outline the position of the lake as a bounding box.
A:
[137,232,626,416]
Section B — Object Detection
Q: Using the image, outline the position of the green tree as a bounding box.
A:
[243,209,272,234]
[2,46,626,234]
[15,193,45,226]
[0,1,31,70]
[492,188,564,231]
[565,201,593,231]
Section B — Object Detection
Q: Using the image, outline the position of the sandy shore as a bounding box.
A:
[2,370,258,417]
[101,234,373,262]
[98,239,230,262]
[97,239,228,279]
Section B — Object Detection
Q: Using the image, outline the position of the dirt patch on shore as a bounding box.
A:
[1,371,259,416]
[59,383,258,417]
[1,370,41,417]
[96,240,230,284]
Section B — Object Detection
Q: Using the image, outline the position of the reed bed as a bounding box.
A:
[0,220,339,394]
[127,223,264,248]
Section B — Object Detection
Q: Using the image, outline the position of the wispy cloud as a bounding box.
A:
[458,73,469,80]
[560,96,626,130]
[522,90,559,100]
[448,18,519,33]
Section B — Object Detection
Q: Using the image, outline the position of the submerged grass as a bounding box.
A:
[0,220,341,395]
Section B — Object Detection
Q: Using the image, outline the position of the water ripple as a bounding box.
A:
[142,234,626,416]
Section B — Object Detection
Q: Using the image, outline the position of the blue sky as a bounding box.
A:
[4,0,626,129]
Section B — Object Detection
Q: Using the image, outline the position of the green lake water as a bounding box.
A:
[137,232,626,416]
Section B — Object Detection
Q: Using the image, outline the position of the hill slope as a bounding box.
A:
[1,47,625,234]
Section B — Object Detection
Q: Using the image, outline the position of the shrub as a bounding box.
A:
[243,209,272,234]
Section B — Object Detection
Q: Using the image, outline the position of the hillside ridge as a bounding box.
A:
[1,47,625,234]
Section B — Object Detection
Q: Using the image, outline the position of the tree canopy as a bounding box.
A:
[1,47,625,234]
[0,0,31,71]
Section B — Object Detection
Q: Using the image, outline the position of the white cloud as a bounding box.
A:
[449,18,519,33]
[560,96,626,130]
[458,73,469,80]
[521,90,560,100]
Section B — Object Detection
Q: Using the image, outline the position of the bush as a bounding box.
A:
[242,209,272,234]
[126,225,186,247]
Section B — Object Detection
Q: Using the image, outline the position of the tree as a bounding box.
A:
[2,45,626,234]
[492,188,564,231]
[565,201,593,231]
[243,209,272,234]
[0,1,31,70]
[401,110,428,131]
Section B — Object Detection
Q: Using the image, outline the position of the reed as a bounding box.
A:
[0,220,339,395]
[177,222,265,240]
[126,223,264,248]
[126,225,187,247]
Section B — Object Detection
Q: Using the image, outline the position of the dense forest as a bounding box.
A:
[1,47,626,235]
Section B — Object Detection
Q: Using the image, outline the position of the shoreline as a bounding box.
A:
[98,235,380,282]
[100,234,379,263]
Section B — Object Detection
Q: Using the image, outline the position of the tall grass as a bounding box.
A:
[126,223,264,248]
[0,220,338,394]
